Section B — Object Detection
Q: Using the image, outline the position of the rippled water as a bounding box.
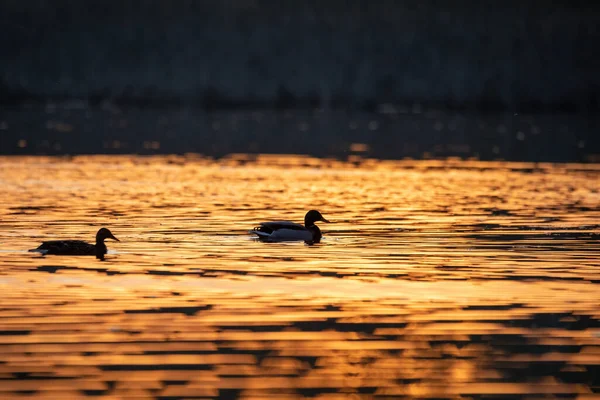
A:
[0,155,599,399]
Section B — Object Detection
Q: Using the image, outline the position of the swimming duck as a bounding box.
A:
[29,227,120,260]
[251,210,330,243]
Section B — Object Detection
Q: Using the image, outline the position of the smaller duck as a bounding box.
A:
[29,228,120,261]
[251,210,330,244]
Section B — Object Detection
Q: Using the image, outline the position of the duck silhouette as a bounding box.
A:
[29,228,120,261]
[250,210,330,244]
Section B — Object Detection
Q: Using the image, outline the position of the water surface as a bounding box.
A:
[0,155,599,399]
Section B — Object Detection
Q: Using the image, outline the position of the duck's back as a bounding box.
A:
[32,240,95,255]
[259,221,306,232]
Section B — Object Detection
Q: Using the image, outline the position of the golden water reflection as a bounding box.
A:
[0,155,599,399]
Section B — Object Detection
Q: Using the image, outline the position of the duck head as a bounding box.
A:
[96,228,120,244]
[304,210,330,227]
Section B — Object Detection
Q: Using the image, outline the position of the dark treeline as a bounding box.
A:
[1,1,599,162]
[1,0,600,112]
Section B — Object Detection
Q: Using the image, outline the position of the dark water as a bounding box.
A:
[1,105,597,162]
[0,156,599,399]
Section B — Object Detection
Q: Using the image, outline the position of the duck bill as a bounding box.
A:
[321,218,331,223]
[110,234,120,242]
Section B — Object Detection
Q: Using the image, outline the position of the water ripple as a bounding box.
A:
[0,155,598,399]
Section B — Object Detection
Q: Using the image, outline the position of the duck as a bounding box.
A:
[29,227,120,260]
[250,210,330,244]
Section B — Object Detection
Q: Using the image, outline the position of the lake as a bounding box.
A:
[0,155,598,399]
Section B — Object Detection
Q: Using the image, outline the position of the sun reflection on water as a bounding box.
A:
[0,155,598,398]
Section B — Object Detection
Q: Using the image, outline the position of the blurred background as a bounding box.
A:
[1,0,599,161]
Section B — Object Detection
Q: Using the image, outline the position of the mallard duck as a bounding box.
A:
[250,210,330,243]
[29,227,120,260]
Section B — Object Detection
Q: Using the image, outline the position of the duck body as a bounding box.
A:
[32,240,98,255]
[253,221,320,242]
[29,228,119,260]
[251,210,329,244]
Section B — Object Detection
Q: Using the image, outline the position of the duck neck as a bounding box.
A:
[308,225,322,243]
[95,240,106,260]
